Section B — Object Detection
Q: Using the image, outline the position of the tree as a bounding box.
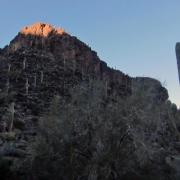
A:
[19,79,179,180]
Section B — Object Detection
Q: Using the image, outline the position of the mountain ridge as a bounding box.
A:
[0,23,169,122]
[0,22,176,180]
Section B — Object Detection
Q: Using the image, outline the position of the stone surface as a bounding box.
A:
[0,23,172,179]
[176,43,180,84]
[0,23,133,162]
[1,23,132,119]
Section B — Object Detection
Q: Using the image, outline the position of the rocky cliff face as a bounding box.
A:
[0,22,132,120]
[0,23,172,179]
[0,22,169,137]
[0,23,133,155]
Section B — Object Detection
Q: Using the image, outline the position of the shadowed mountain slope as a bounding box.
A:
[0,23,176,180]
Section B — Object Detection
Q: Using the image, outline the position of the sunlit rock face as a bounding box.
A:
[21,22,66,37]
[176,42,180,84]
[7,22,68,52]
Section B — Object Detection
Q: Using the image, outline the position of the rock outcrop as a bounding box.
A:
[21,22,66,37]
[1,23,132,119]
[0,23,133,157]
[176,42,180,84]
[0,23,172,179]
[0,22,169,137]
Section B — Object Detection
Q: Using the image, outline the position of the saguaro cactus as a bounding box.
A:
[8,102,15,132]
[81,66,84,80]
[34,73,37,87]
[63,56,66,70]
[63,55,66,94]
[40,71,44,83]
[23,58,26,70]
[73,60,76,75]
[8,63,11,73]
[6,78,10,94]
[25,78,30,95]
[105,80,108,98]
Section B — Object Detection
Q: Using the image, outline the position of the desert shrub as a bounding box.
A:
[26,81,136,180]
[21,79,178,180]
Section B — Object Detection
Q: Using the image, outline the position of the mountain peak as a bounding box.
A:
[20,22,66,37]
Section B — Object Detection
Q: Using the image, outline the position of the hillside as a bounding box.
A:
[0,23,179,180]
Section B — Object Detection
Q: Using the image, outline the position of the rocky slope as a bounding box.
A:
[0,23,176,179]
[0,22,133,163]
[0,23,133,127]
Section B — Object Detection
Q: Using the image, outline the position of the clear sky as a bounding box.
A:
[0,0,180,106]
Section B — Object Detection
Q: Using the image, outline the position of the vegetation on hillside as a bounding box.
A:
[7,79,180,180]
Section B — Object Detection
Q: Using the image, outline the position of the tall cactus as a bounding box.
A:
[25,78,30,95]
[23,58,26,70]
[105,80,108,98]
[63,55,66,94]
[34,73,37,87]
[73,60,76,75]
[81,66,84,80]
[6,78,10,94]
[8,102,15,132]
[63,56,66,70]
[8,63,11,73]
[40,71,44,83]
